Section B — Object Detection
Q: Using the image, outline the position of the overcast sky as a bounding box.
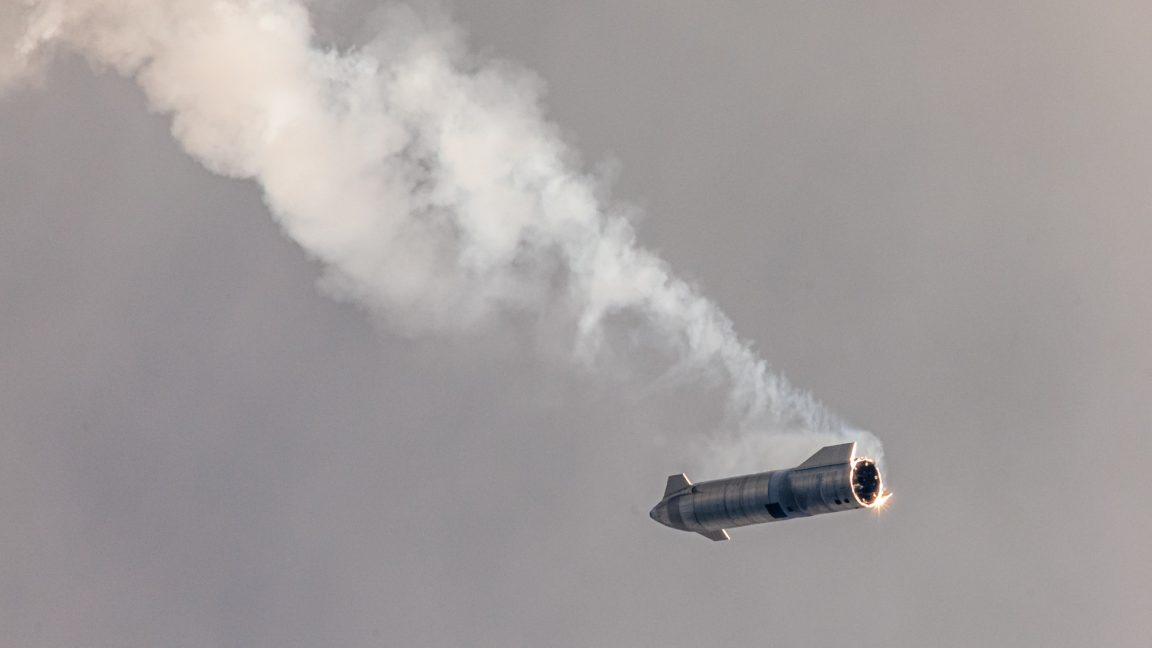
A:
[2,2,1151,646]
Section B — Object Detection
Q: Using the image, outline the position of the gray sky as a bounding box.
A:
[2,2,1151,646]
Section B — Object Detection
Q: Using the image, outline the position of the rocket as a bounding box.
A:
[649,442,887,541]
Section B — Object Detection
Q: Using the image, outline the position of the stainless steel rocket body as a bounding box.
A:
[648,442,885,541]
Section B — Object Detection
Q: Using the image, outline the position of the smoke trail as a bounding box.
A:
[0,0,882,473]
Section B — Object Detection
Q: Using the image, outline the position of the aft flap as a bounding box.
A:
[697,529,730,542]
[796,442,856,469]
[663,473,692,497]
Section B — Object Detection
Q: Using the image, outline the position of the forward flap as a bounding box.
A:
[663,473,692,498]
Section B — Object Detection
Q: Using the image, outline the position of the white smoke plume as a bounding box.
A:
[0,0,882,473]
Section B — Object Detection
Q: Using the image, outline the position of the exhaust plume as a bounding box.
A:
[0,0,882,474]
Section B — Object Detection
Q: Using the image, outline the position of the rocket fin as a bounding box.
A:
[697,529,730,542]
[663,473,692,498]
[796,442,856,470]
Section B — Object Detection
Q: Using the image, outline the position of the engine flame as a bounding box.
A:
[871,491,893,511]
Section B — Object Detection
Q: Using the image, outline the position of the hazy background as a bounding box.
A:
[2,2,1150,646]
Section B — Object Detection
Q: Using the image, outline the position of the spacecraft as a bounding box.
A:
[649,442,887,541]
